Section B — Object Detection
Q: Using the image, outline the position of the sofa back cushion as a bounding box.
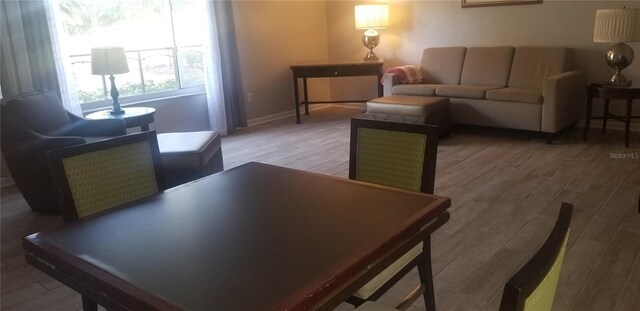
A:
[508,47,571,89]
[461,46,514,86]
[4,90,71,135]
[420,47,466,85]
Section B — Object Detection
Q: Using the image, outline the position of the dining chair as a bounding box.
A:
[47,131,165,311]
[354,202,574,311]
[348,118,443,310]
[47,131,165,223]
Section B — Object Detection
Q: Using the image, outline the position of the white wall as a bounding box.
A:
[326,0,640,122]
[233,1,331,120]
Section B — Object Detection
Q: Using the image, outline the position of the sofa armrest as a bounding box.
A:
[66,112,127,136]
[542,71,584,133]
[383,73,400,96]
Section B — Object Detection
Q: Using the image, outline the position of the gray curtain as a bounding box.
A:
[0,0,60,99]
[212,1,247,133]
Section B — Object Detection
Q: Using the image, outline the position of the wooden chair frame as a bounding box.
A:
[349,118,440,194]
[348,118,441,309]
[499,202,574,311]
[47,131,165,224]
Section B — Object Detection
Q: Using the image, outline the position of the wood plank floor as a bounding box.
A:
[2,106,639,311]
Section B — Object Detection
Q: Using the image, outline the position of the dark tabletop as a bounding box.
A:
[23,162,449,311]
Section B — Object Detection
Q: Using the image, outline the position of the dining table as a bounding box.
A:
[23,162,451,310]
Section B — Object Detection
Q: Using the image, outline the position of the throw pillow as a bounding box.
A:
[381,65,423,85]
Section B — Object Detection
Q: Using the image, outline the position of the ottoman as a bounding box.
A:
[157,131,223,188]
[364,95,451,136]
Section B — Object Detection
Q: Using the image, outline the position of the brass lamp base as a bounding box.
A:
[362,29,380,62]
[605,42,634,87]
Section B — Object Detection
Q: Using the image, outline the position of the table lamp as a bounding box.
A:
[355,4,389,62]
[91,47,129,115]
[593,8,640,87]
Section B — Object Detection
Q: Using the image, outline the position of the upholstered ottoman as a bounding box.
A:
[157,131,223,188]
[364,95,451,136]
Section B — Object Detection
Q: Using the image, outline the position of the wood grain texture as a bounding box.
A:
[1,106,639,311]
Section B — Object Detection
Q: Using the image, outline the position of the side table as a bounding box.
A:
[85,107,156,131]
[584,84,640,147]
[290,61,384,124]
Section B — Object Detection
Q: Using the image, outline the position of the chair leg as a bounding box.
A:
[417,238,436,311]
[82,296,98,311]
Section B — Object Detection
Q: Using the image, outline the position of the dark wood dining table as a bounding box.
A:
[23,162,450,311]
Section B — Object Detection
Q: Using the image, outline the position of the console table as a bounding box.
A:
[290,61,384,124]
[583,84,640,147]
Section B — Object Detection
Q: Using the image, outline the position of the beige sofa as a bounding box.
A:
[383,46,583,135]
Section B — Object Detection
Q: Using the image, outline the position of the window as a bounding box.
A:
[58,0,206,106]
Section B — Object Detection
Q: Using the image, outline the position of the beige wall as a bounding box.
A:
[233,1,331,120]
[326,0,640,120]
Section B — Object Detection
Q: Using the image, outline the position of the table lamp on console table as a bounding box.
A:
[593,8,640,87]
[91,46,130,115]
[355,4,389,62]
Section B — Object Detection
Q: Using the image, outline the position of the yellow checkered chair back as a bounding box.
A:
[48,131,164,222]
[349,118,440,194]
[499,203,573,311]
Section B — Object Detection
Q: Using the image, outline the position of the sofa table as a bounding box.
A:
[290,61,384,124]
[583,84,640,147]
[85,107,156,131]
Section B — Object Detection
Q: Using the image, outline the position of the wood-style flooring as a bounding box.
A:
[1,106,639,311]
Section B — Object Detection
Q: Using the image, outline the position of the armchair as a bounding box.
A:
[0,90,126,213]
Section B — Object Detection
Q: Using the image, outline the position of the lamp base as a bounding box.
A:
[110,107,125,115]
[604,42,634,88]
[364,51,379,62]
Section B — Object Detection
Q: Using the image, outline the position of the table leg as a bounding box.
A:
[293,76,301,124]
[602,99,610,133]
[626,99,632,147]
[377,73,383,97]
[82,296,98,311]
[141,124,150,131]
[303,78,309,115]
[583,95,593,141]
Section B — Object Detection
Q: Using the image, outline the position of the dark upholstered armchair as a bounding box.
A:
[1,90,126,213]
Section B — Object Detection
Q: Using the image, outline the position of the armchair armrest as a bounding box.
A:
[67,112,127,136]
[383,73,400,96]
[542,71,584,133]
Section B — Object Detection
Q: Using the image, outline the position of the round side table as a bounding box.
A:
[86,107,156,131]
[584,84,640,147]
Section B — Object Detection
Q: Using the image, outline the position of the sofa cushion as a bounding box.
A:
[460,47,514,86]
[391,84,438,96]
[435,85,500,99]
[486,87,543,104]
[508,47,571,89]
[367,95,449,117]
[420,47,466,85]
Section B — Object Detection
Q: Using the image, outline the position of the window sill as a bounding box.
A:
[81,87,206,114]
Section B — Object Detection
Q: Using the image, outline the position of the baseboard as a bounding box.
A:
[246,103,362,127]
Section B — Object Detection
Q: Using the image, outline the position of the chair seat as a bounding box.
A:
[353,243,423,299]
[157,131,221,170]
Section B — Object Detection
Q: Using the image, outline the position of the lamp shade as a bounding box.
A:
[355,4,389,29]
[91,47,129,75]
[594,9,640,42]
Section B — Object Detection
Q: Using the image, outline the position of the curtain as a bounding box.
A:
[204,1,247,135]
[0,0,81,115]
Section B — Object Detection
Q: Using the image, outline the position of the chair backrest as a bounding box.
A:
[47,131,165,222]
[349,118,439,194]
[499,202,574,311]
[1,90,72,136]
